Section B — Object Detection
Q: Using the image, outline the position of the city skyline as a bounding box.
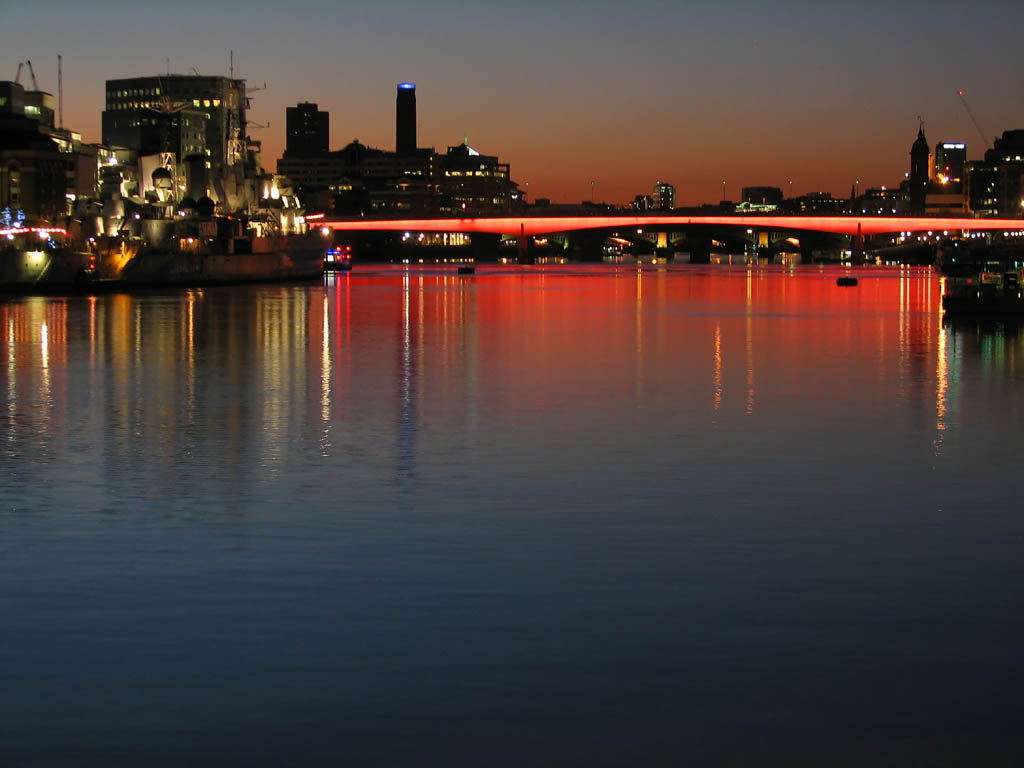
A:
[3,0,1022,205]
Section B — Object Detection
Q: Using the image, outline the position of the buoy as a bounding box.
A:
[458,266,475,275]
[837,277,858,287]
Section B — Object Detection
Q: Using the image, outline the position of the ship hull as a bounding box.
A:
[942,295,1024,315]
[0,246,91,292]
[93,234,326,289]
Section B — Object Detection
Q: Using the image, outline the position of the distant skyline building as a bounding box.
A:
[908,124,930,214]
[285,102,328,157]
[966,129,1024,216]
[396,82,416,155]
[741,186,783,207]
[934,141,966,186]
[276,84,514,215]
[653,181,674,210]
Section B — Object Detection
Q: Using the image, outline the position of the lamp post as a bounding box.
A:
[721,179,727,203]
[591,180,595,203]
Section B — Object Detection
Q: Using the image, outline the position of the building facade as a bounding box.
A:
[653,181,675,210]
[285,102,328,157]
[396,83,416,155]
[103,75,247,176]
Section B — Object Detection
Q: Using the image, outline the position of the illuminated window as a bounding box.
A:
[193,99,200,107]
[212,99,220,107]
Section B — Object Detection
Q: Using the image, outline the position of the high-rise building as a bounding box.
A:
[653,181,675,210]
[934,141,966,186]
[286,102,328,157]
[909,124,930,214]
[396,82,416,155]
[966,129,1024,216]
[102,74,247,176]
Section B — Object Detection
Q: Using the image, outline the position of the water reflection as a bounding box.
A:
[3,265,1024,765]
[2,266,1019,507]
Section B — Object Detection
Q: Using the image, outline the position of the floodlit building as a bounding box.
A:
[102,75,247,177]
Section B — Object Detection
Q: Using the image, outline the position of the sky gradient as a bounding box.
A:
[3,0,1022,205]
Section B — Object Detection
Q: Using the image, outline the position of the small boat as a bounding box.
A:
[942,270,1024,315]
[323,245,352,272]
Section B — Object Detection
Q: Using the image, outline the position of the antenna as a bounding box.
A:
[57,54,63,130]
[230,50,234,80]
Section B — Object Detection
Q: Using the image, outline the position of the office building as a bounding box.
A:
[934,142,966,187]
[440,140,512,214]
[653,181,675,210]
[285,102,328,157]
[103,74,247,176]
[966,130,1024,216]
[396,82,416,154]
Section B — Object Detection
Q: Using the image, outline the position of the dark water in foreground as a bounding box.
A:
[2,265,1022,766]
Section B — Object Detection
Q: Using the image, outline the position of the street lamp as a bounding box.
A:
[591,179,595,203]
[721,179,727,202]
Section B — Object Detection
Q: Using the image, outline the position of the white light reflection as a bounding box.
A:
[713,322,722,414]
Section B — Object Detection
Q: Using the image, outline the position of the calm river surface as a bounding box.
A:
[2,264,1023,766]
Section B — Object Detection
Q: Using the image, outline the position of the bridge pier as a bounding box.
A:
[851,223,865,266]
[800,241,815,265]
[569,230,607,262]
[516,224,533,264]
[471,233,501,262]
[688,232,712,264]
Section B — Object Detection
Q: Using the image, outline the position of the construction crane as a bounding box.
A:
[13,60,40,90]
[958,90,993,151]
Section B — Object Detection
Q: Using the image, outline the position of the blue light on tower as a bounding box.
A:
[398,82,416,89]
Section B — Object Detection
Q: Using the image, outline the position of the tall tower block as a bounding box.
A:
[396,82,416,155]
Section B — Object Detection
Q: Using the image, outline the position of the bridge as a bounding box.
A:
[320,214,1024,263]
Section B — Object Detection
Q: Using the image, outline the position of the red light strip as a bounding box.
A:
[1,227,69,237]
[322,215,1024,238]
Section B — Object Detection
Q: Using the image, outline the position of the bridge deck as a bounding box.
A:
[322,215,1024,238]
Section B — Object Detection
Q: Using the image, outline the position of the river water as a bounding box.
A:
[2,265,1022,766]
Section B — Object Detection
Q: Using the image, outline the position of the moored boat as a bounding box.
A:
[942,270,1024,315]
[0,224,92,291]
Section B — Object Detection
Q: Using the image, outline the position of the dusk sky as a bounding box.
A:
[3,0,1022,205]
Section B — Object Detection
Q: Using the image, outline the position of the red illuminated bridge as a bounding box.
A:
[320,214,1024,238]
